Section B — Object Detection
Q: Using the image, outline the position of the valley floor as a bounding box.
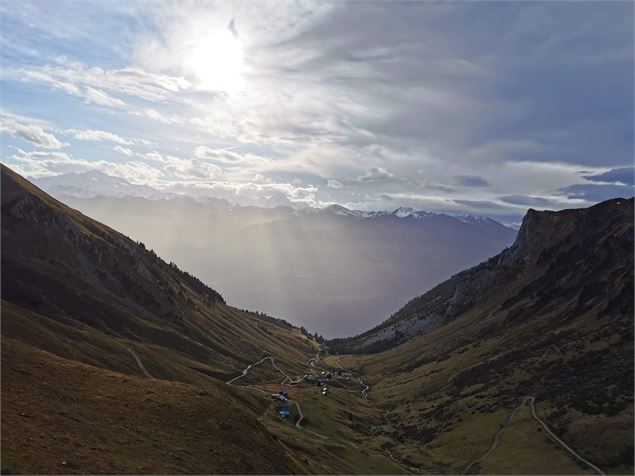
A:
[2,329,632,475]
[321,354,633,475]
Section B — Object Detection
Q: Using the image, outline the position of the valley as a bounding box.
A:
[2,2,633,474]
[1,165,632,475]
[36,172,517,338]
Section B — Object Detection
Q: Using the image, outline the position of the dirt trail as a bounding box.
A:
[309,349,321,368]
[461,397,529,474]
[127,347,153,379]
[528,397,604,475]
[461,396,604,475]
[359,378,370,400]
[226,356,289,385]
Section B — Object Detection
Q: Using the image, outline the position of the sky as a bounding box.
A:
[1,1,633,222]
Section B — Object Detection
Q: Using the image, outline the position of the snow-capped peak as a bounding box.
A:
[324,204,362,217]
[392,207,416,218]
[454,214,491,224]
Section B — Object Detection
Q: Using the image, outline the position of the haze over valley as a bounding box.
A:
[37,170,517,336]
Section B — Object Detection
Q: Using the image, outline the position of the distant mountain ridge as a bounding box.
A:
[33,170,511,227]
[321,203,506,227]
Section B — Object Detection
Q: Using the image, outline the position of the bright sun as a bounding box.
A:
[187,30,244,92]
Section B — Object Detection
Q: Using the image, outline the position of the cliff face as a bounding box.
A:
[329,198,634,353]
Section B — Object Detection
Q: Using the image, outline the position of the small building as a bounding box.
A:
[278,405,291,418]
[279,390,288,398]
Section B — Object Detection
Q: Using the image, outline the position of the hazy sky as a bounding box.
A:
[1,1,633,219]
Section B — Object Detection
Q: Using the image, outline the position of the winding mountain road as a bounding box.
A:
[294,401,304,428]
[461,397,529,474]
[528,397,604,475]
[335,356,370,401]
[309,349,321,368]
[461,397,604,475]
[359,378,370,400]
[225,356,290,385]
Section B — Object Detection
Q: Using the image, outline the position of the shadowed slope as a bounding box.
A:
[0,164,315,474]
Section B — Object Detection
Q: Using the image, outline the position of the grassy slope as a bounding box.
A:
[1,337,297,475]
[1,164,314,377]
[0,165,315,473]
[328,199,634,474]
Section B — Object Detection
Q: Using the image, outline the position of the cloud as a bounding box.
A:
[7,147,162,184]
[584,167,634,185]
[68,129,133,145]
[4,58,191,104]
[454,175,491,187]
[194,145,272,169]
[0,111,66,149]
[559,183,634,202]
[195,145,244,163]
[500,195,553,207]
[2,2,632,219]
[132,108,186,125]
[165,180,322,208]
[453,199,503,209]
[357,167,394,182]
[165,158,223,180]
[113,145,133,156]
[82,86,125,107]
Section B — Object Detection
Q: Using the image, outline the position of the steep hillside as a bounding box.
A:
[329,198,634,353]
[327,198,633,474]
[0,165,315,474]
[2,164,313,378]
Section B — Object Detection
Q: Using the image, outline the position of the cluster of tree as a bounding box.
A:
[133,239,225,306]
[240,309,294,330]
[299,326,325,343]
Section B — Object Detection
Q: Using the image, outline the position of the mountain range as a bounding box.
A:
[2,164,633,475]
[33,170,517,337]
[31,171,515,226]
